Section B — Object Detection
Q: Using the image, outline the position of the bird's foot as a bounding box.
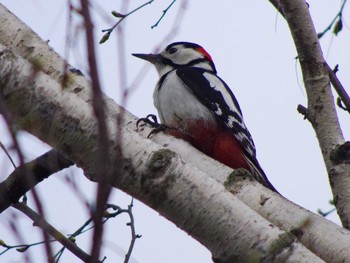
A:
[147,123,173,138]
[137,114,173,138]
[136,114,177,138]
[137,114,160,129]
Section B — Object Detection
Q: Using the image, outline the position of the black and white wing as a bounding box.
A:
[176,67,278,192]
[176,67,256,158]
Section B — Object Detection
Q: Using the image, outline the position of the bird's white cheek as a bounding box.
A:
[154,64,173,78]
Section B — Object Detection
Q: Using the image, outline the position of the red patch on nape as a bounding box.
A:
[196,47,213,61]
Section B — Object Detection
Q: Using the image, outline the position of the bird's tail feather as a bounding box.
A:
[244,156,278,193]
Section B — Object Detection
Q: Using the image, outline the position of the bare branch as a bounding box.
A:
[123,200,141,263]
[0,238,56,256]
[151,0,177,29]
[317,0,347,38]
[296,104,316,124]
[100,0,154,43]
[0,141,16,168]
[0,149,74,213]
[270,0,350,228]
[325,63,350,113]
[13,202,102,263]
[79,1,112,262]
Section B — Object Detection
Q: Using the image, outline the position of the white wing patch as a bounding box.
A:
[214,103,223,115]
[203,72,243,117]
[203,72,256,157]
[227,116,246,129]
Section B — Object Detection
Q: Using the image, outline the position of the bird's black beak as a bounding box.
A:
[132,53,162,64]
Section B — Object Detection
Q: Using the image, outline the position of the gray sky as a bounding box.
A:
[1,1,349,262]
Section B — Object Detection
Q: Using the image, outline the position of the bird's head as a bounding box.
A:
[132,42,217,77]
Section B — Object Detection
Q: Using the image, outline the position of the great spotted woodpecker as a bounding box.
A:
[133,42,277,192]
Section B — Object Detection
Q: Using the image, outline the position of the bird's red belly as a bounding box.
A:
[168,120,250,170]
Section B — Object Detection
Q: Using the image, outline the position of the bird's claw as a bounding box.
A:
[137,114,174,138]
[137,114,160,129]
[147,124,171,138]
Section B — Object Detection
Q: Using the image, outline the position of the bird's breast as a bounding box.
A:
[153,71,217,129]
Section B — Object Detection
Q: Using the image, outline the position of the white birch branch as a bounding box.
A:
[139,121,350,262]
[0,41,326,263]
[269,0,350,229]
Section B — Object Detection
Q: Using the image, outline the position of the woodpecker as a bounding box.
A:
[133,42,277,192]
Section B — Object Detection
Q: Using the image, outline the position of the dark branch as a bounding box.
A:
[0,149,74,213]
[0,141,16,168]
[297,104,316,124]
[13,202,102,263]
[80,1,112,262]
[325,63,350,114]
[123,200,141,263]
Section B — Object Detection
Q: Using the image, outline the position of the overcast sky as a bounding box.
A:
[1,1,350,262]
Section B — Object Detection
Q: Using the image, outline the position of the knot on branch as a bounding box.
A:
[330,141,350,164]
[142,149,176,208]
[224,168,253,193]
[297,104,316,125]
[146,149,175,175]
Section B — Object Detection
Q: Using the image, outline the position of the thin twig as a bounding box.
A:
[1,203,132,261]
[98,202,141,262]
[0,239,56,256]
[12,202,102,263]
[100,0,154,43]
[318,207,336,217]
[151,0,177,29]
[80,2,113,262]
[317,0,347,38]
[124,199,141,263]
[0,141,16,168]
[127,0,187,96]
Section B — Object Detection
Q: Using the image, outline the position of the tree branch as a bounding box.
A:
[100,0,154,43]
[151,0,177,29]
[13,202,102,263]
[0,43,326,262]
[79,1,113,262]
[0,149,74,213]
[138,123,350,262]
[325,62,350,113]
[316,0,347,38]
[296,104,316,124]
[270,0,350,229]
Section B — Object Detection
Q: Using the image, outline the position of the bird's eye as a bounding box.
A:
[168,47,177,54]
